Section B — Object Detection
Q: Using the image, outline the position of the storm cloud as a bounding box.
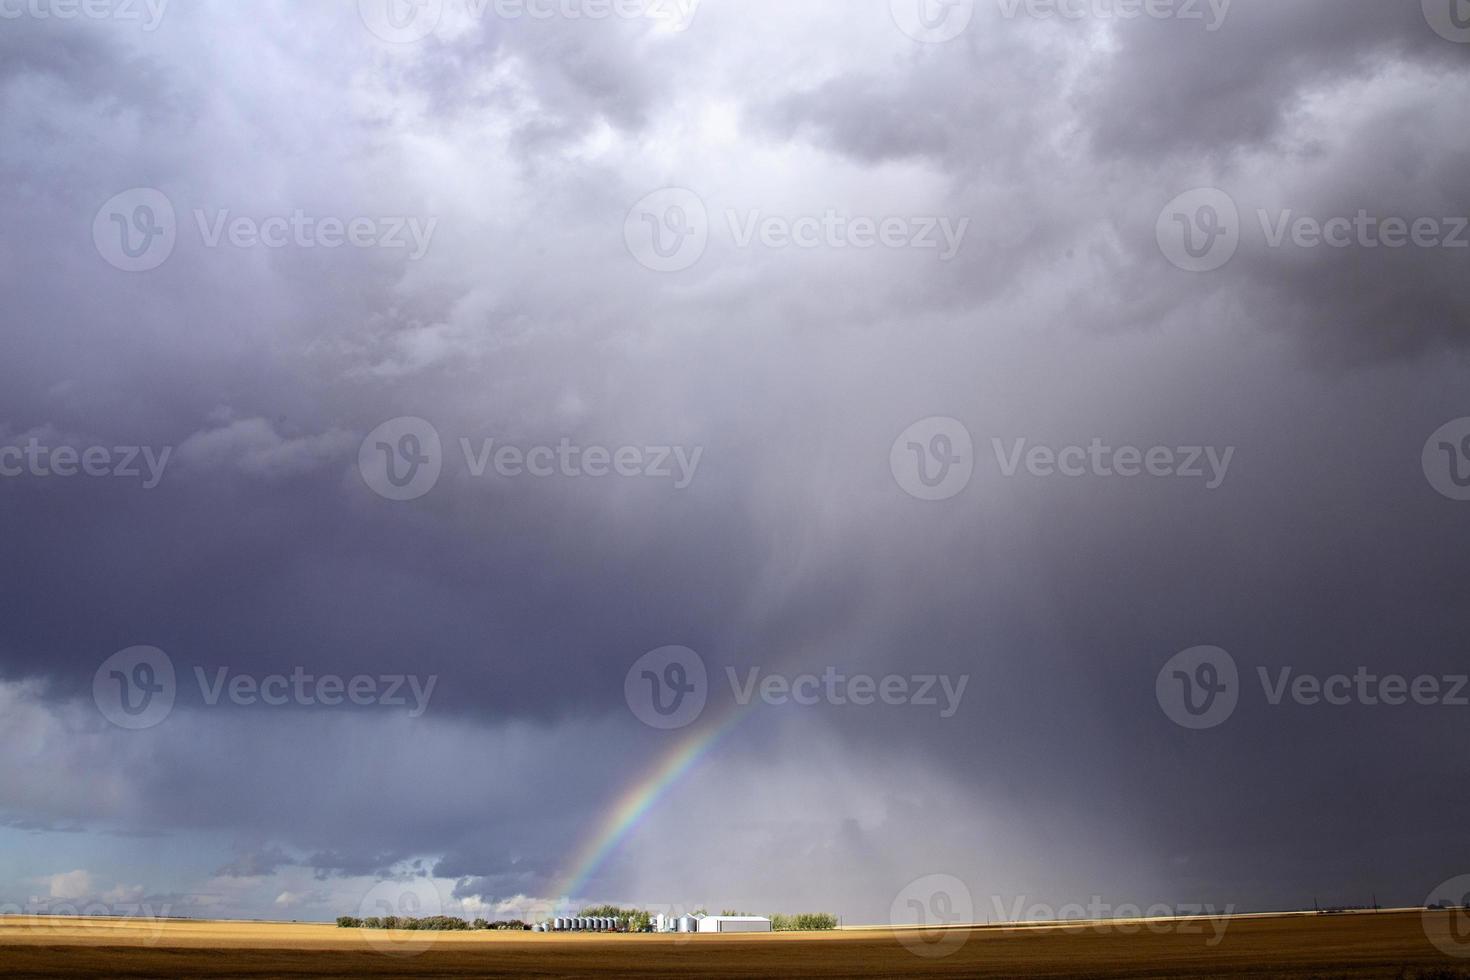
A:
[1,0,1468,926]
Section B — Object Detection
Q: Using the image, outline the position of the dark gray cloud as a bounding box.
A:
[1084,3,1468,157]
[215,847,295,879]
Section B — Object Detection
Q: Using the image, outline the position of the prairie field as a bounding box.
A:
[2,910,1469,978]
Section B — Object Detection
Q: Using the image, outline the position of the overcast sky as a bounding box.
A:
[2,0,1469,929]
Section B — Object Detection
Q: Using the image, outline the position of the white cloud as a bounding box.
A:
[44,870,94,902]
[176,417,356,480]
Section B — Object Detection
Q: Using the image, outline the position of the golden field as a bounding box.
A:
[2,909,1469,977]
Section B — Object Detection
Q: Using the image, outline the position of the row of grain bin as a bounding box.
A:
[546,916,619,931]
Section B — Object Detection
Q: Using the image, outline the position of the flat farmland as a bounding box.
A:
[2,910,1468,978]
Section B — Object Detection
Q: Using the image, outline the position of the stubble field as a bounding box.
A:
[2,909,1468,978]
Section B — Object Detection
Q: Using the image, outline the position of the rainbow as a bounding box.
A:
[550,704,748,906]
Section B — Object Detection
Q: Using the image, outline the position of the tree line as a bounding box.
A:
[335,916,528,931]
[770,913,838,931]
[336,909,839,931]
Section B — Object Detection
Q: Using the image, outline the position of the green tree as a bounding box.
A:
[770,912,837,932]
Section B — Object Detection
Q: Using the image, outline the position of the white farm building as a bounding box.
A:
[652,912,772,934]
[697,915,772,934]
